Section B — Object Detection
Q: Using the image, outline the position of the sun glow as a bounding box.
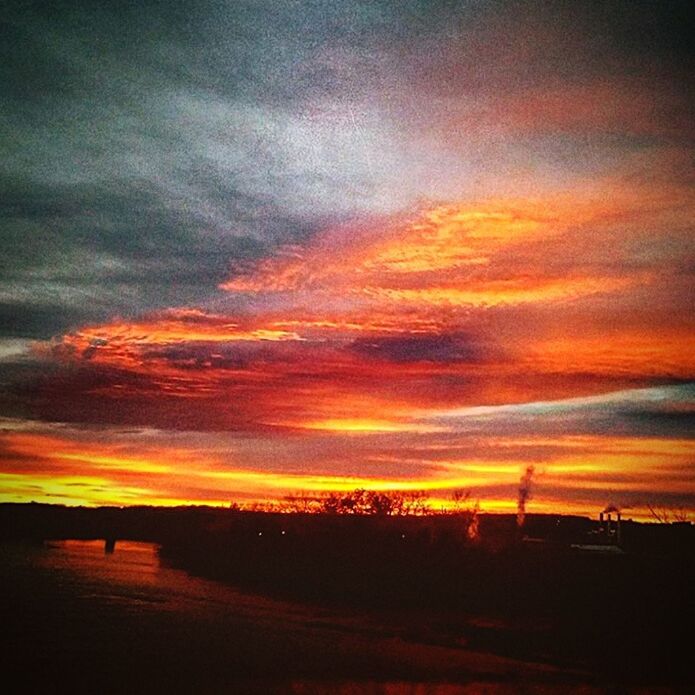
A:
[3,189,693,516]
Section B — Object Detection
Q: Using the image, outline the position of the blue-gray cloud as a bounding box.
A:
[1,0,691,338]
[436,384,695,439]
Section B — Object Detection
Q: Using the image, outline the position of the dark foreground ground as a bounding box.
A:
[1,504,693,693]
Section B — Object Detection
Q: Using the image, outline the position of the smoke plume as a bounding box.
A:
[517,465,535,528]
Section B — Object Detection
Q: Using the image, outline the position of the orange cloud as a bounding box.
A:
[2,427,692,521]
[5,183,692,514]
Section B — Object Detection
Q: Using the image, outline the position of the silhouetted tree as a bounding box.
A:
[449,488,480,541]
[318,488,425,515]
[281,492,318,513]
[647,503,693,524]
[401,490,429,516]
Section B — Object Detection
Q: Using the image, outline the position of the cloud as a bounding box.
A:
[0,1,692,513]
[2,1,692,338]
[348,334,492,364]
[4,188,691,438]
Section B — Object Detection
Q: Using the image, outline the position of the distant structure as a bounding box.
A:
[571,505,623,554]
[599,505,621,546]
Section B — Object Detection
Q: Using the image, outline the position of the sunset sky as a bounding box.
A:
[1,1,693,518]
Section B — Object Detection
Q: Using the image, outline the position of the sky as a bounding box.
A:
[1,0,693,518]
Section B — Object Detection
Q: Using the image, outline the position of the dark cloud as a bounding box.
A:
[2,1,691,340]
[438,384,695,440]
[0,173,302,336]
[620,407,695,438]
[349,333,494,364]
[1,1,393,337]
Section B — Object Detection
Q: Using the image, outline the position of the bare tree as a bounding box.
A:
[318,488,427,516]
[451,488,471,510]
[402,490,429,516]
[281,492,319,513]
[448,488,480,541]
[647,503,693,524]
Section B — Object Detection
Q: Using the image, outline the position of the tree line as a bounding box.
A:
[236,487,479,519]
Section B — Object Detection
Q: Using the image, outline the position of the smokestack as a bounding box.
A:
[602,504,622,545]
[517,465,535,528]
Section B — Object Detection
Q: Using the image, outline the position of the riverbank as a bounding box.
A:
[1,504,693,691]
[1,539,599,694]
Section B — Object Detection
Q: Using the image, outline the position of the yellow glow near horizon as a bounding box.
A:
[53,453,172,474]
[292,418,444,434]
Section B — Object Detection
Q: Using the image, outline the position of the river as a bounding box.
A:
[0,540,591,694]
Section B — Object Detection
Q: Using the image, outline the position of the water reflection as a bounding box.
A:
[287,684,514,694]
[31,539,343,623]
[1,540,582,693]
[37,540,164,610]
